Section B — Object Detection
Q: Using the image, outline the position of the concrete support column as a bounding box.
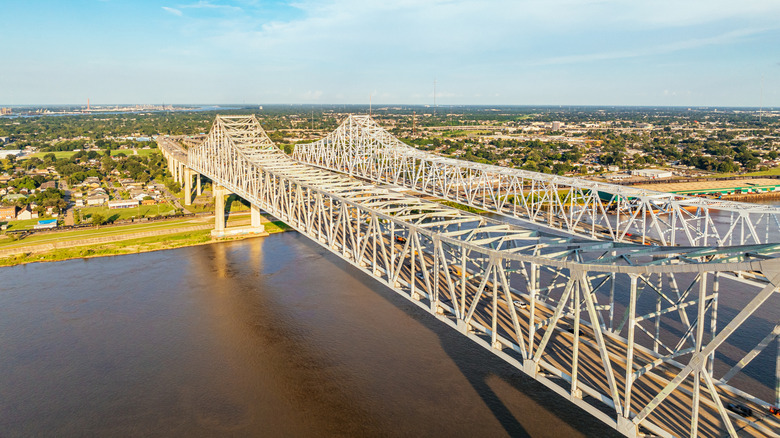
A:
[196,173,202,196]
[214,184,226,231]
[251,204,262,228]
[184,169,192,206]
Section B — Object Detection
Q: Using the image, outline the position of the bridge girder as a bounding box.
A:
[157,115,780,438]
[294,115,780,247]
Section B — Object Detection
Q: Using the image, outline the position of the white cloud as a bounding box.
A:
[162,6,183,16]
[532,27,776,66]
[179,1,243,13]
[148,0,780,105]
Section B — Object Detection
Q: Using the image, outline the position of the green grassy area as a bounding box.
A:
[23,148,160,160]
[0,216,292,267]
[0,217,208,249]
[436,199,488,214]
[79,203,177,222]
[263,221,292,233]
[706,166,780,179]
[1,218,52,231]
[0,229,214,267]
[440,130,493,138]
[737,168,780,177]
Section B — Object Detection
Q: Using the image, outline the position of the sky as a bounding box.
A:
[2,0,779,106]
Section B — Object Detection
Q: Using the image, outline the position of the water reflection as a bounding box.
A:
[0,234,620,437]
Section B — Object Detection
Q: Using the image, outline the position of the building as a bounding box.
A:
[39,180,58,190]
[16,207,38,220]
[83,176,101,187]
[108,199,139,209]
[0,205,17,220]
[86,193,109,206]
[0,150,23,159]
[0,108,11,116]
[552,121,563,130]
[34,219,58,229]
[632,168,673,179]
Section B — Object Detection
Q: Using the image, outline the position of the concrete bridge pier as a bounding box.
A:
[210,183,267,238]
[213,183,227,232]
[184,169,193,206]
[196,173,202,196]
[251,204,262,228]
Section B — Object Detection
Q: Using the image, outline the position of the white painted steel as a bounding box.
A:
[293,115,780,247]
[158,115,780,438]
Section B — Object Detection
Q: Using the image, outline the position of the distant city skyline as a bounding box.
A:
[2,0,779,107]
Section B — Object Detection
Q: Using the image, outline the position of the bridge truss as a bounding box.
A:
[161,115,780,437]
[293,115,780,247]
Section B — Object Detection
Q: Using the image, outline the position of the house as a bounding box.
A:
[75,199,85,207]
[3,193,26,203]
[108,199,139,209]
[39,180,58,190]
[83,176,101,187]
[0,205,17,220]
[86,193,109,206]
[16,207,39,220]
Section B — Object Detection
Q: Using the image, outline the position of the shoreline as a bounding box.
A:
[0,221,292,268]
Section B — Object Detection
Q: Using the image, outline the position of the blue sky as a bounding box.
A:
[2,0,779,106]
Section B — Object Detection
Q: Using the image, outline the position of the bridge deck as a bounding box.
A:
[159,115,780,437]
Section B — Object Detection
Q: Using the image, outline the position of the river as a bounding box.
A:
[0,232,620,437]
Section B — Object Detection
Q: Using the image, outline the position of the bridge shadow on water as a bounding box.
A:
[195,232,623,437]
[338,259,623,438]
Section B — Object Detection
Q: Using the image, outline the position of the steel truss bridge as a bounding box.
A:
[159,115,780,438]
[293,115,780,247]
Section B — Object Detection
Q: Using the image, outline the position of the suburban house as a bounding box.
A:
[16,207,39,220]
[86,193,109,206]
[39,180,58,190]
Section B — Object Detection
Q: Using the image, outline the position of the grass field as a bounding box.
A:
[1,218,49,231]
[0,212,292,266]
[79,203,178,222]
[0,229,215,267]
[23,148,160,160]
[0,217,209,249]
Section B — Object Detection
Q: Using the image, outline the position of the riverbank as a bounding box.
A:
[0,215,292,267]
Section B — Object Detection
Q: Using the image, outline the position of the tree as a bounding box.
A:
[91,213,106,227]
